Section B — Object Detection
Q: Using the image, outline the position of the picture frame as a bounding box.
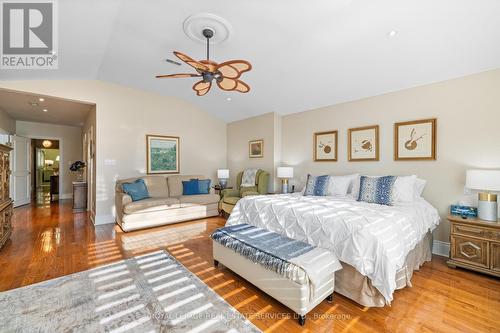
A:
[348,125,379,161]
[249,139,264,158]
[314,130,338,161]
[394,118,436,160]
[146,134,180,174]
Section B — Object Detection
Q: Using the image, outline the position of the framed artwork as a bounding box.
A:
[348,125,379,161]
[394,118,436,160]
[314,130,338,161]
[249,139,264,158]
[146,135,180,174]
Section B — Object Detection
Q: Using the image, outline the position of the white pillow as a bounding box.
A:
[349,174,361,199]
[393,175,417,203]
[326,175,352,196]
[414,178,427,198]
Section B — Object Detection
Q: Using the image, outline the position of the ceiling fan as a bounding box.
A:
[156,29,252,96]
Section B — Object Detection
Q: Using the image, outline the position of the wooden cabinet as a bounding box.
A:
[72,181,87,213]
[0,143,13,250]
[448,215,500,277]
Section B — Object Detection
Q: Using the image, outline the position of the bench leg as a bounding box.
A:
[298,315,306,326]
[213,260,219,267]
[326,293,333,303]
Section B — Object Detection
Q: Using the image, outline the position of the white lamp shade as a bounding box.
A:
[466,169,500,192]
[56,155,60,162]
[217,169,229,179]
[277,167,293,179]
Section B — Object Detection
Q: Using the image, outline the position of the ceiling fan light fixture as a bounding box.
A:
[156,20,252,97]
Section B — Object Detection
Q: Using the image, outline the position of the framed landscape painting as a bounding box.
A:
[249,139,264,158]
[348,125,379,161]
[394,118,436,160]
[146,135,180,174]
[314,130,338,161]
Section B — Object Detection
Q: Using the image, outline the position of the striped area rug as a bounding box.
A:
[0,250,261,333]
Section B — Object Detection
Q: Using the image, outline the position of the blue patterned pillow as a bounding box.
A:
[357,176,396,206]
[304,174,330,196]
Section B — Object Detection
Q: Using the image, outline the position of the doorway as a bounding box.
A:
[32,139,60,206]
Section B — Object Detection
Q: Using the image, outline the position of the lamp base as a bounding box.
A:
[281,179,288,194]
[478,193,498,222]
[219,179,228,189]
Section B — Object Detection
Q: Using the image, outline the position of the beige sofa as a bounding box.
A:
[115,175,220,232]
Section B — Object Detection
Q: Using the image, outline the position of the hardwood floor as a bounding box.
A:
[1,201,499,332]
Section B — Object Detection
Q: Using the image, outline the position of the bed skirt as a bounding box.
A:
[335,231,433,307]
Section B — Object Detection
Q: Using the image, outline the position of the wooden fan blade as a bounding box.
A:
[174,51,210,72]
[234,80,250,93]
[193,80,212,96]
[216,77,238,91]
[216,60,252,79]
[155,73,201,78]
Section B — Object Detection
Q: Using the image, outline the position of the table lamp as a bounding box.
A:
[277,167,293,193]
[217,169,229,189]
[465,169,500,222]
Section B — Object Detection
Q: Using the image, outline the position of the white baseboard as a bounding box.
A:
[60,193,73,199]
[94,214,115,225]
[432,240,450,257]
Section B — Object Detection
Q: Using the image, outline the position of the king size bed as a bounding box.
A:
[225,193,440,307]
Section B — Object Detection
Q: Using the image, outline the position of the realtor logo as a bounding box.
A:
[1,0,58,69]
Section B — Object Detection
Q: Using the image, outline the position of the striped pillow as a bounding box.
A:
[304,174,330,196]
[357,176,396,206]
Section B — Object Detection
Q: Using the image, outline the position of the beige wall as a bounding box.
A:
[227,112,282,192]
[281,69,500,242]
[16,121,83,198]
[0,107,15,134]
[0,80,227,224]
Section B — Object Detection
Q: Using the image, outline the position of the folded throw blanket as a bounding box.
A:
[240,169,259,187]
[211,224,341,300]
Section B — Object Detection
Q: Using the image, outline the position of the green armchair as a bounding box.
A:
[219,169,269,215]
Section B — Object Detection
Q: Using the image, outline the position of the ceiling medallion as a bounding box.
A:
[183,13,232,44]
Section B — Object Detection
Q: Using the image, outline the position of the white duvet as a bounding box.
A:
[226,194,440,303]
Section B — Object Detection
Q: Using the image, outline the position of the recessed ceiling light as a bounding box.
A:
[39,97,45,102]
[226,97,231,101]
[43,109,48,112]
[29,102,39,107]
[387,30,398,37]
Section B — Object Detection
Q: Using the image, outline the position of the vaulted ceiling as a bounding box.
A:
[1,0,499,122]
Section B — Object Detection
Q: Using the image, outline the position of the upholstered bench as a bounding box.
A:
[211,224,341,325]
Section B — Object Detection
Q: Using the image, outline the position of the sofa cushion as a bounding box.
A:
[124,197,180,214]
[179,194,221,207]
[117,176,168,198]
[168,175,204,197]
[222,196,240,205]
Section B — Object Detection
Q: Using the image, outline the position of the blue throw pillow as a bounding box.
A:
[357,176,396,206]
[185,179,211,195]
[197,179,211,194]
[183,180,200,195]
[304,174,330,196]
[122,179,150,201]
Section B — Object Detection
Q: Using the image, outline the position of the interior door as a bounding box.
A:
[10,135,31,207]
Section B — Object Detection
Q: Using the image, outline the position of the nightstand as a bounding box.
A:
[447,215,500,277]
[213,185,232,197]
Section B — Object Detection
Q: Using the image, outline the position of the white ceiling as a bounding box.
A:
[0,89,94,127]
[1,0,499,122]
